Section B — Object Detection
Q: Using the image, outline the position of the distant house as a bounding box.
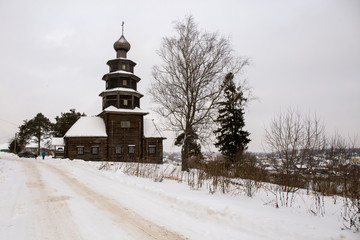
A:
[63,27,165,163]
[351,155,360,164]
[51,137,65,158]
[0,143,9,152]
[24,137,51,155]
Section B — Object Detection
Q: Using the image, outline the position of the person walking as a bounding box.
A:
[41,151,46,160]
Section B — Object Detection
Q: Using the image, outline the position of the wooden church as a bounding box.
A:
[63,26,165,163]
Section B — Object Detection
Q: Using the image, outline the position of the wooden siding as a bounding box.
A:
[102,113,144,162]
[64,115,165,163]
[107,77,136,90]
[64,137,107,161]
[107,59,136,73]
[103,94,139,110]
[143,138,164,164]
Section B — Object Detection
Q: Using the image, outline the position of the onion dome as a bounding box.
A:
[113,35,131,52]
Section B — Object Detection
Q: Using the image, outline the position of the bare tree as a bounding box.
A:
[300,113,327,170]
[327,132,351,165]
[326,133,360,230]
[150,15,248,171]
[264,108,326,206]
[265,108,325,173]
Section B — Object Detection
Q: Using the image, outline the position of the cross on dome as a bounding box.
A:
[113,21,131,56]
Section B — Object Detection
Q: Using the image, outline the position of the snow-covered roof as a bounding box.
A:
[144,119,166,139]
[102,106,149,115]
[102,70,141,81]
[52,137,64,146]
[64,116,107,138]
[295,164,308,169]
[107,57,136,62]
[103,87,136,93]
[107,70,135,76]
[99,87,143,97]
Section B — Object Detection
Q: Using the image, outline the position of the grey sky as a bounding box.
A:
[0,0,359,152]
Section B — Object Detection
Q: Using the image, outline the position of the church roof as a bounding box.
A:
[144,119,166,139]
[64,116,107,137]
[107,70,135,75]
[102,70,141,81]
[99,87,143,97]
[101,106,149,115]
[107,58,136,66]
[52,137,64,146]
[113,35,131,52]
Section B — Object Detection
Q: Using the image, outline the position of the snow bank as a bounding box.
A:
[0,152,20,160]
[0,153,358,240]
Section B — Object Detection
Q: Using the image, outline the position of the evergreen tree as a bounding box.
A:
[214,73,250,163]
[175,128,203,160]
[18,113,52,155]
[8,138,21,153]
[53,109,85,137]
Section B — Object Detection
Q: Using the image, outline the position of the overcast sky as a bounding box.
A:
[0,0,359,152]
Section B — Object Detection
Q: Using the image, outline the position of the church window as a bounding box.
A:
[128,145,135,154]
[122,79,127,86]
[149,145,156,154]
[77,147,84,155]
[121,120,130,128]
[92,147,99,155]
[123,99,128,105]
[115,146,122,154]
[122,64,126,70]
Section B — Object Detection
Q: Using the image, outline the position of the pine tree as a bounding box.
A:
[53,109,85,137]
[8,138,21,153]
[18,113,52,155]
[174,128,203,160]
[214,73,250,164]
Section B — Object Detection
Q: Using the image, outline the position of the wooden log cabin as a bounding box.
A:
[63,26,165,163]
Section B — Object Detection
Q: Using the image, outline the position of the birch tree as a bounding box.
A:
[150,15,248,171]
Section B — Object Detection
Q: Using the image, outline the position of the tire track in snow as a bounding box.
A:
[23,160,83,240]
[40,161,186,240]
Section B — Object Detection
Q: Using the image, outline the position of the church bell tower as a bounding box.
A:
[99,22,143,110]
[64,23,165,163]
[99,22,149,162]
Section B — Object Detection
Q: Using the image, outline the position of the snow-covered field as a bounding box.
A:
[0,152,358,240]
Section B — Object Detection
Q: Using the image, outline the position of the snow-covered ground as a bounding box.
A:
[0,152,358,240]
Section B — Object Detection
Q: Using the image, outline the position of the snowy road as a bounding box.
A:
[1,158,185,240]
[0,154,359,240]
